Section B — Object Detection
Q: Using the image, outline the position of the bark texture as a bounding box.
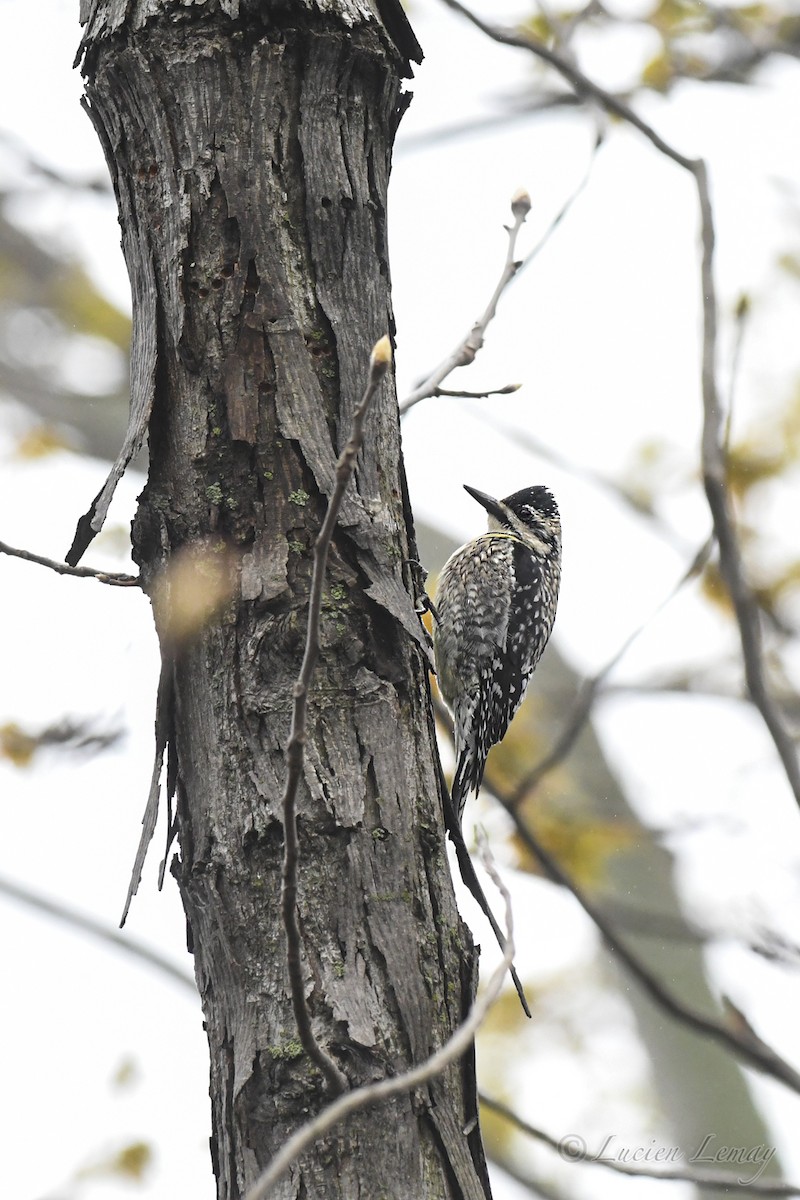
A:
[77,3,489,1198]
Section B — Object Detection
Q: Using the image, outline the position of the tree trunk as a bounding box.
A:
[77,3,490,1197]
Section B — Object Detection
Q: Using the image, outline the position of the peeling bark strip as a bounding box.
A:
[76,2,489,1197]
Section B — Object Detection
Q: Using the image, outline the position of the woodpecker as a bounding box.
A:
[434,483,562,823]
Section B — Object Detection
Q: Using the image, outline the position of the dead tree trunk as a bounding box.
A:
[76,2,490,1196]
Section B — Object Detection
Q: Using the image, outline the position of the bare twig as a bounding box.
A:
[595,902,800,971]
[279,337,392,1098]
[439,0,696,169]
[725,295,751,453]
[696,164,800,808]
[517,131,602,270]
[439,0,800,809]
[0,873,197,993]
[400,194,531,415]
[400,143,600,416]
[245,842,515,1200]
[434,383,521,399]
[397,92,582,154]
[605,677,800,722]
[481,1094,795,1194]
[0,716,123,762]
[0,539,140,587]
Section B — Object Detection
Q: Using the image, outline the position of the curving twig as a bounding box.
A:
[245,841,515,1200]
[400,192,532,416]
[0,539,140,587]
[279,337,392,1097]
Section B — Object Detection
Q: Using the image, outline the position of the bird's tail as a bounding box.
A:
[451,744,486,826]
[439,764,531,1019]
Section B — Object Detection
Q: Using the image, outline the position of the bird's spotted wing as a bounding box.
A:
[479,541,553,754]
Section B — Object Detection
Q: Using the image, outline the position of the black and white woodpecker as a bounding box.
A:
[434,483,562,823]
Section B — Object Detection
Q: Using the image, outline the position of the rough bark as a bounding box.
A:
[76,3,489,1198]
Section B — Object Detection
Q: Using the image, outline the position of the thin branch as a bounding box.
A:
[400,143,600,416]
[397,92,582,154]
[752,927,800,969]
[438,0,800,815]
[485,774,800,1095]
[245,843,515,1200]
[725,294,751,453]
[400,196,531,416]
[439,0,696,170]
[0,539,140,587]
[517,132,602,272]
[696,164,800,808]
[433,383,521,399]
[594,902,800,971]
[279,337,392,1098]
[0,716,123,761]
[481,1094,796,1195]
[0,872,197,994]
[604,675,800,721]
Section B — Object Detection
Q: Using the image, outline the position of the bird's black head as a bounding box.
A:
[464,483,561,547]
[501,485,559,524]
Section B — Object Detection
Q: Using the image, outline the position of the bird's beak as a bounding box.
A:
[463,484,509,525]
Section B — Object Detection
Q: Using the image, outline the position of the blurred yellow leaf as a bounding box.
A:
[14,425,75,459]
[777,252,800,280]
[0,722,37,767]
[734,292,751,320]
[649,0,704,34]
[478,1101,516,1161]
[736,2,769,21]
[151,539,237,644]
[642,50,674,91]
[54,266,131,350]
[700,561,732,615]
[77,1140,153,1183]
[511,805,637,889]
[519,12,556,41]
[725,441,786,496]
[113,1142,152,1180]
[111,1057,139,1090]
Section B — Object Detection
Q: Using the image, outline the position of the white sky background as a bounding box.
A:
[2,0,800,1198]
